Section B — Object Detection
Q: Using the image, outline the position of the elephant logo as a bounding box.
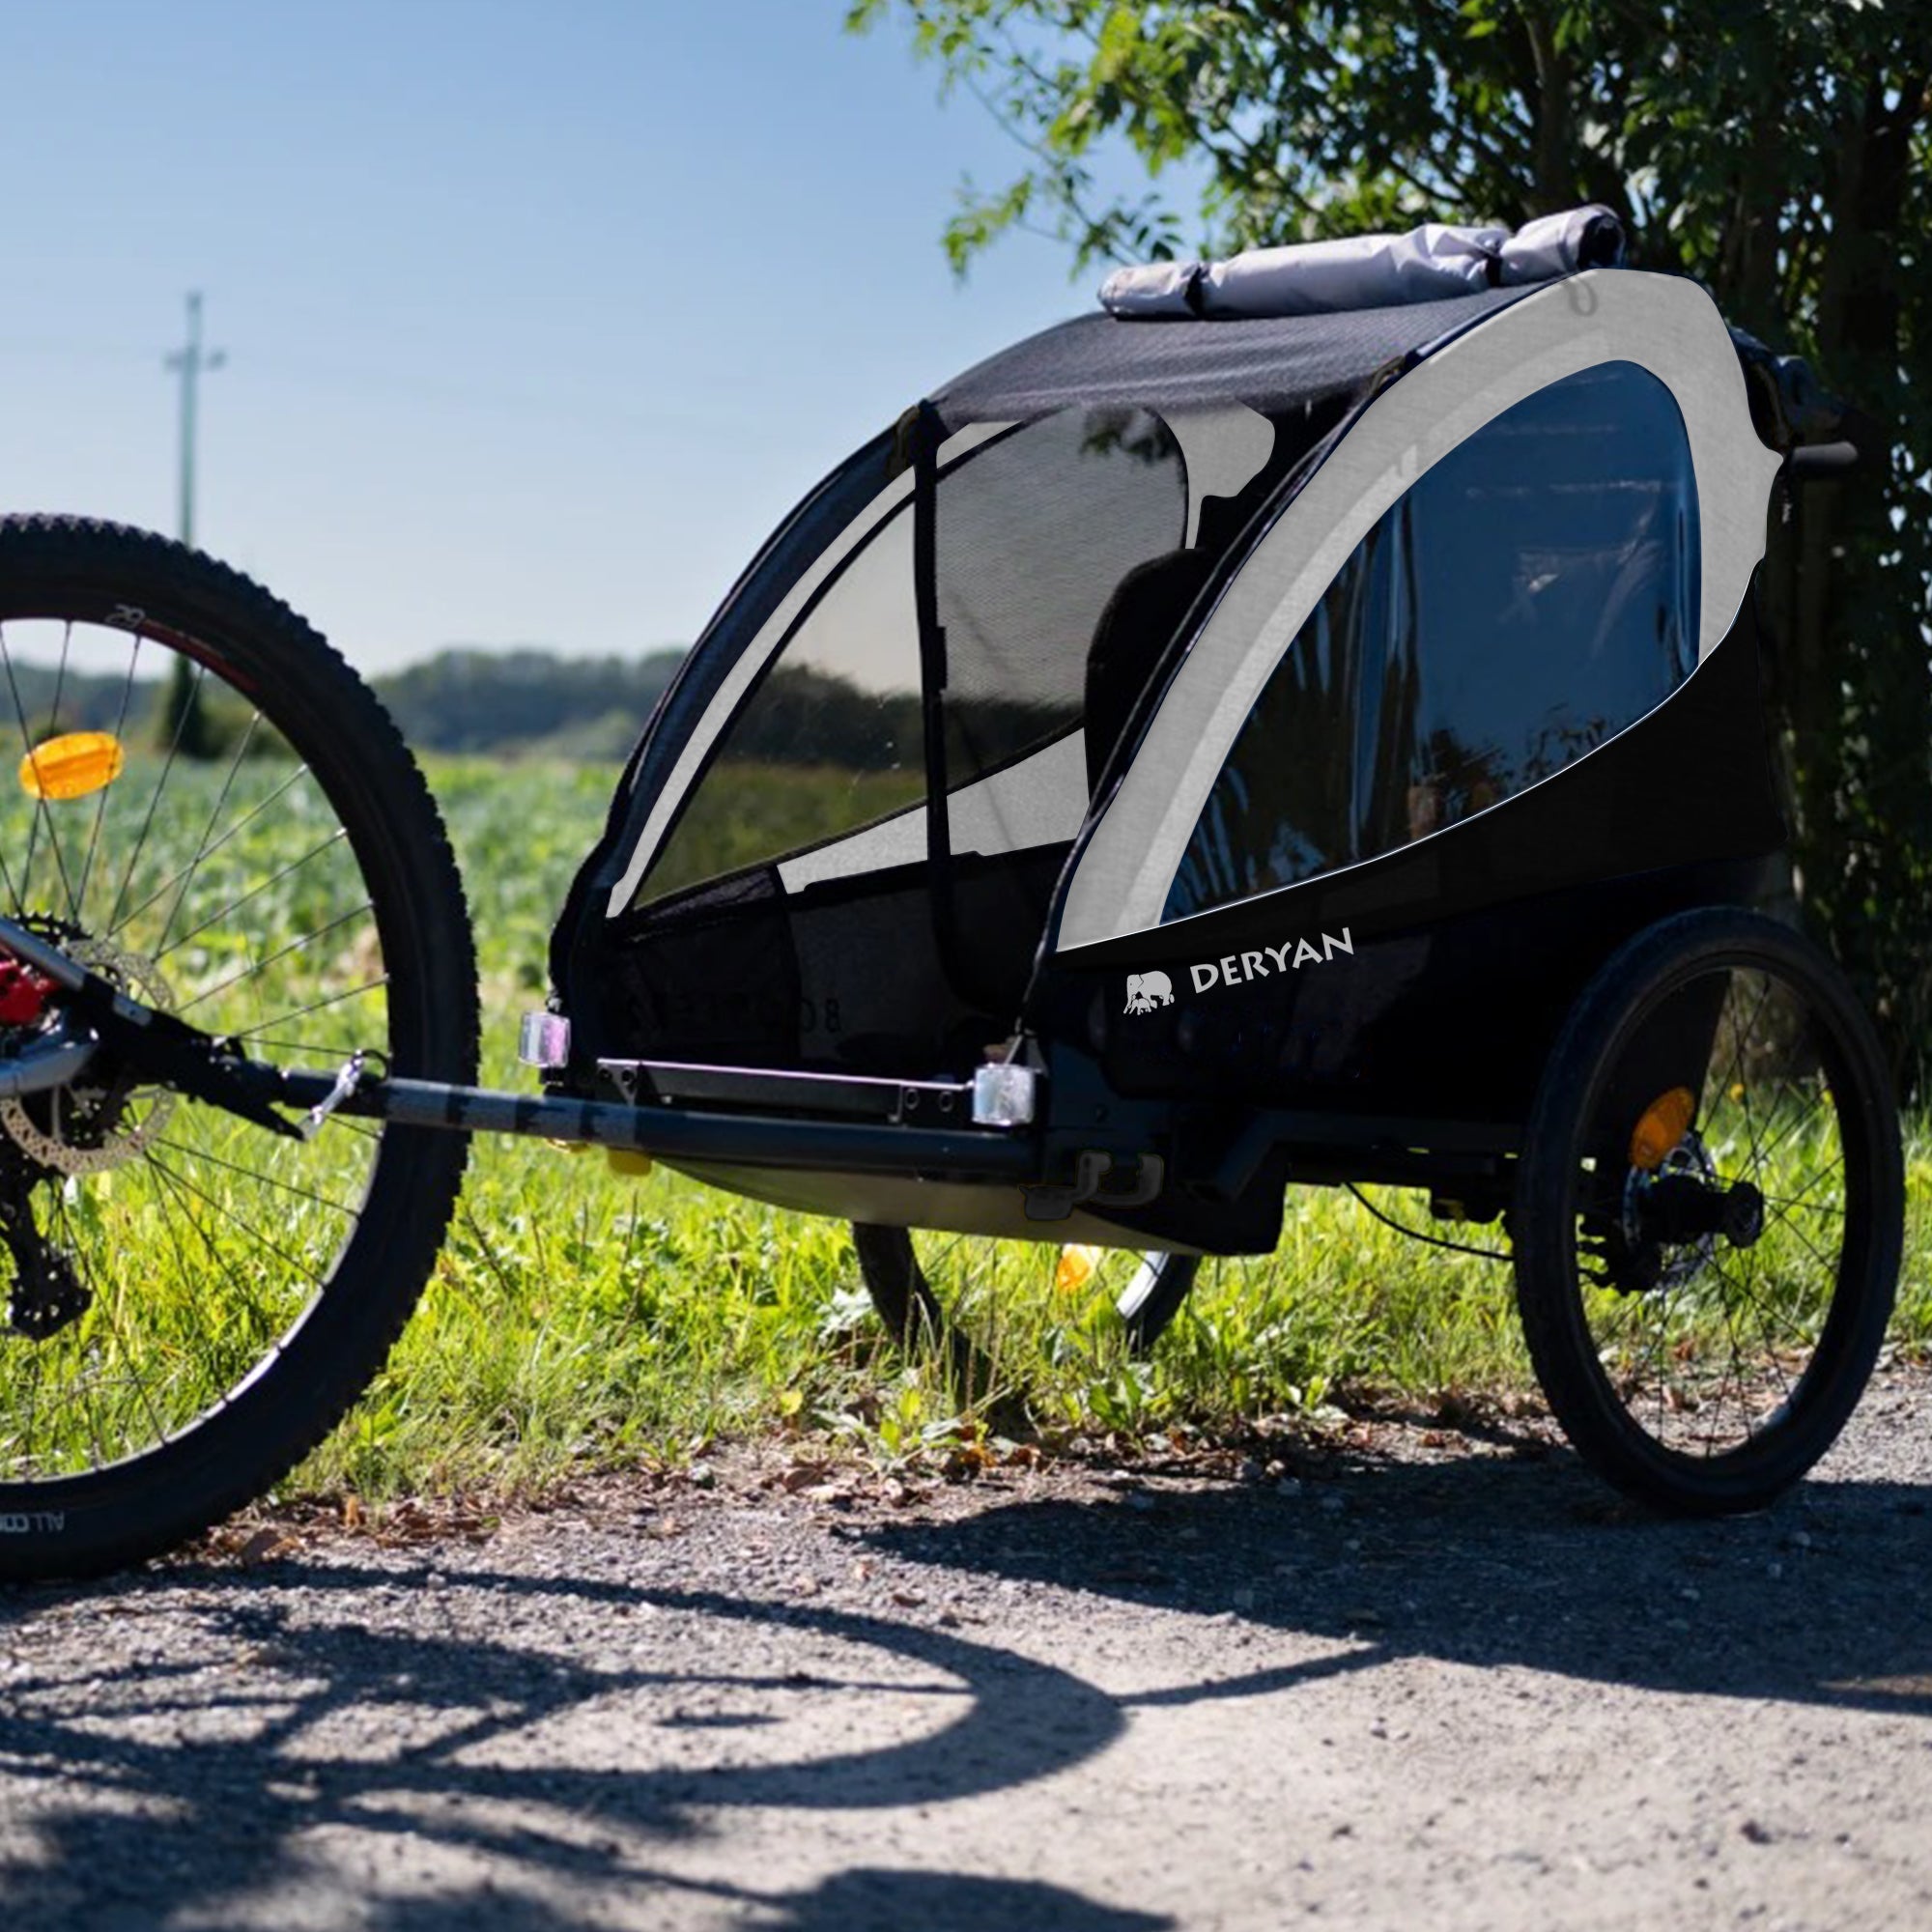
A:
[1123,970,1175,1015]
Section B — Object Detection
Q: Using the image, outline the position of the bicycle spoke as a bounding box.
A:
[49,1189,174,1453]
[1758,1153,1847,1219]
[151,1135,361,1221]
[104,654,207,938]
[141,1151,289,1362]
[0,620,78,916]
[73,633,146,923]
[156,827,349,960]
[152,709,264,954]
[111,762,312,938]
[231,974,388,1041]
[174,901,375,1017]
[140,1150,330,1293]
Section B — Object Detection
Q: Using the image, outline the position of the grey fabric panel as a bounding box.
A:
[1167,405,1277,547]
[1053,270,1783,953]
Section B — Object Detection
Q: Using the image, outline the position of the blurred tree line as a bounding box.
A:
[849,0,1931,1087]
[101,647,680,762]
[374,648,685,759]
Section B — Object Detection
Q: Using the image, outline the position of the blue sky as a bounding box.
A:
[0,1,1156,673]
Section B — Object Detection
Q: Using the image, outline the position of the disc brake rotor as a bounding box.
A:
[0,937,179,1174]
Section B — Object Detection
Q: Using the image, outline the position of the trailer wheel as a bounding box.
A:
[1513,908,1900,1515]
[851,1224,1201,1387]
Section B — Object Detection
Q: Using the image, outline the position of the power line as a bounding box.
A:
[163,293,225,546]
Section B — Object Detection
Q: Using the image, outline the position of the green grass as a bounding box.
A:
[1,747,1926,1507]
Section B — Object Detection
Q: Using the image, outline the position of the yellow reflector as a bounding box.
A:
[607,1149,654,1178]
[1055,1243,1101,1293]
[1630,1087,1696,1171]
[19,731,125,802]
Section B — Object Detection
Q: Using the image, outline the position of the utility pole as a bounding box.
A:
[164,292,225,547]
[159,294,227,755]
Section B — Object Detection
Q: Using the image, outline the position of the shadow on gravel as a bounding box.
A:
[2,1447,1927,1925]
[860,1448,1932,1718]
[0,1565,1173,1931]
[753,1870,1171,1930]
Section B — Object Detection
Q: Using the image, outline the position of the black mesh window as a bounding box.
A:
[1166,360,1701,921]
[937,408,1185,790]
[645,409,1187,907]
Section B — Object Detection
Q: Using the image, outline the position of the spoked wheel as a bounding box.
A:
[0,517,478,1577]
[851,1221,1201,1384]
[1514,908,1901,1515]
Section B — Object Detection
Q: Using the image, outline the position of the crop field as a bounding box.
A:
[0,729,1924,1506]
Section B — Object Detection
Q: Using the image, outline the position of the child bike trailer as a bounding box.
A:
[542,260,1902,1519]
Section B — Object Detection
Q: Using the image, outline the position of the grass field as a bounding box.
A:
[1,743,1925,1507]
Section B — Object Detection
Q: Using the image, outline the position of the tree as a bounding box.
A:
[156,655,226,761]
[848,0,1932,1085]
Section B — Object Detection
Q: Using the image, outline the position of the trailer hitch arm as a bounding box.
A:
[269,1071,1044,1179]
[0,912,1045,1179]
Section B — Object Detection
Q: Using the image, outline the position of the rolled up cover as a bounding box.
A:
[1098,206,1625,320]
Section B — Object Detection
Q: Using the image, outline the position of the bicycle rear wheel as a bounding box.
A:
[0,517,478,1577]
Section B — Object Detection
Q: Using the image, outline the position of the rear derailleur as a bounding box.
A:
[0,1158,87,1340]
[0,921,90,1339]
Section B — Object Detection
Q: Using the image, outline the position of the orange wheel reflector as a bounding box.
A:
[1055,1243,1101,1294]
[19,731,126,801]
[1630,1086,1696,1172]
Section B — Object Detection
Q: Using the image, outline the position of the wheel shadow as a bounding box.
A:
[858,1441,1932,1718]
[0,1562,1170,1931]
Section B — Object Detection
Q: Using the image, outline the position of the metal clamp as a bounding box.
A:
[301,1049,366,1141]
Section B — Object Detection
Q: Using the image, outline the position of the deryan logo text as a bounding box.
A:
[1191,925,1352,991]
[1125,927,1353,1013]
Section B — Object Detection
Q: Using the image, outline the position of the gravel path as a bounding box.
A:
[4,1375,1931,1931]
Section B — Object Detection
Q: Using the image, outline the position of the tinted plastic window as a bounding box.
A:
[1166,361,1700,922]
[644,496,925,902]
